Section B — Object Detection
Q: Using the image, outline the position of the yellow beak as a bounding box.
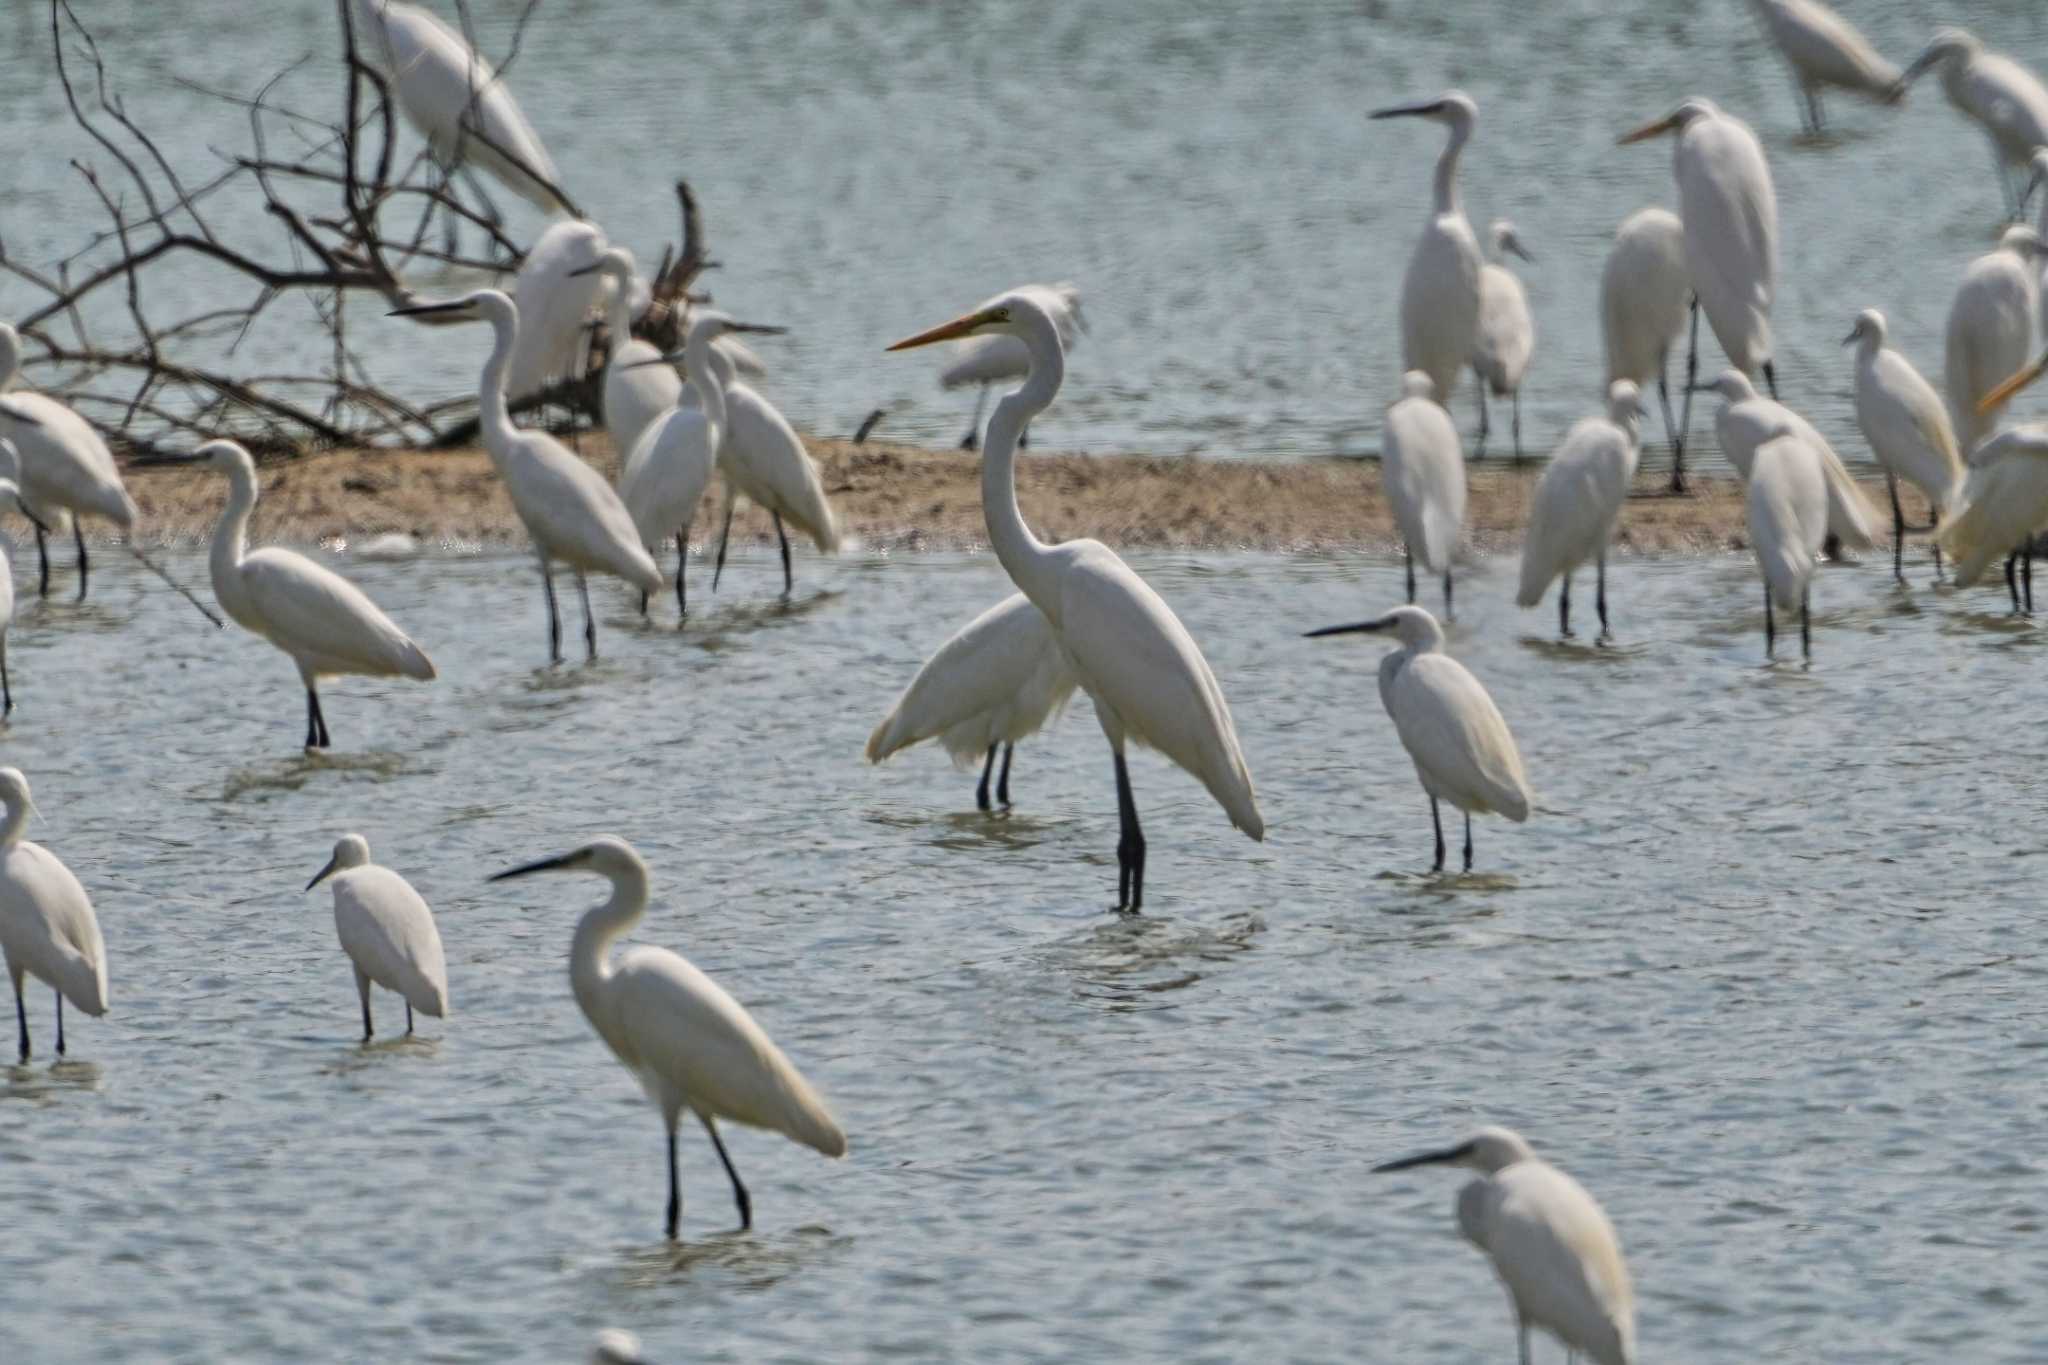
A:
[886,309,994,352]
[1979,355,2048,413]
[1617,115,1677,146]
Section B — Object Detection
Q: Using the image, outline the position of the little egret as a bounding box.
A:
[1899,28,2048,219]
[936,283,1084,450]
[1601,208,1693,489]
[1375,92,1483,411]
[575,249,680,466]
[391,290,663,662]
[1303,605,1529,873]
[1945,224,2047,448]
[888,291,1263,911]
[307,834,448,1042]
[706,351,841,598]
[866,593,1080,811]
[1747,0,1903,135]
[1374,1126,1636,1365]
[185,440,435,748]
[0,322,140,599]
[0,441,52,717]
[1517,382,1644,639]
[0,768,107,1061]
[1937,426,2048,607]
[1382,371,1466,616]
[1845,308,1962,581]
[1747,432,1827,660]
[1621,99,1781,405]
[489,837,846,1238]
[504,220,611,402]
[1471,220,1536,462]
[1707,369,1878,554]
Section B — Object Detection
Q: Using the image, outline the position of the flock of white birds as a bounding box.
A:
[10,2,2048,1361]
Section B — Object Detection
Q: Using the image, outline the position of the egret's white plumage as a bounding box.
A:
[887,291,1262,911]
[0,768,107,1061]
[1900,28,2048,218]
[1306,606,1529,872]
[192,440,434,748]
[1944,225,2046,449]
[504,220,610,401]
[1381,371,1467,615]
[591,1330,647,1365]
[1748,0,1903,133]
[1375,1127,1636,1365]
[1471,220,1535,461]
[307,834,448,1040]
[866,592,1080,810]
[1601,207,1692,486]
[0,323,139,600]
[1747,432,1827,659]
[1940,426,2048,591]
[583,248,679,464]
[1375,92,1483,408]
[1845,308,1962,580]
[1517,382,1644,637]
[937,283,1084,449]
[489,837,845,1238]
[708,345,842,597]
[1708,369,1878,552]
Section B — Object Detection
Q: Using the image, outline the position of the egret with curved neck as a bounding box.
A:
[571,250,679,466]
[0,322,139,600]
[888,291,1263,910]
[1374,92,1483,418]
[0,439,51,716]
[0,767,109,1062]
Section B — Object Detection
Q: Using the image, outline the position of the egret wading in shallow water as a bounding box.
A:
[888,291,1264,911]
[391,290,663,662]
[1375,1127,1636,1365]
[307,835,448,1042]
[706,351,841,600]
[1899,28,2048,220]
[1304,606,1528,874]
[577,249,680,468]
[1517,382,1644,640]
[0,440,52,718]
[937,283,1084,451]
[184,441,435,748]
[1382,371,1466,616]
[866,593,1080,812]
[490,837,845,1238]
[1746,432,1827,660]
[1707,369,1877,555]
[1471,220,1535,462]
[0,323,140,599]
[1845,308,1961,582]
[1747,0,1903,136]
[1601,208,1692,489]
[0,768,107,1062]
[1375,92,1482,415]
[1945,222,2048,450]
[1937,425,2048,610]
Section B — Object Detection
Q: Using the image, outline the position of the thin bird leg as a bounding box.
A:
[577,572,597,660]
[358,973,373,1043]
[310,687,331,749]
[1518,1321,1532,1365]
[3,638,12,717]
[1113,751,1146,912]
[962,383,988,451]
[712,492,737,591]
[1933,526,1945,581]
[1463,811,1473,872]
[675,521,691,617]
[2007,550,2022,613]
[1429,797,1446,873]
[2026,537,2035,614]
[666,1126,682,1240]
[1018,422,1031,449]
[1801,585,1812,662]
[1674,300,1701,492]
[1404,547,1416,604]
[1888,474,1906,583]
[1764,583,1776,656]
[1762,359,1779,401]
[406,1002,414,1036]
[976,744,996,812]
[997,742,1014,807]
[1559,571,1573,638]
[73,519,87,601]
[1442,569,1454,621]
[701,1113,754,1231]
[541,558,563,663]
[304,689,320,749]
[1657,355,1685,482]
[1597,549,1610,638]
[774,513,793,597]
[34,523,48,598]
[1511,390,1523,464]
[54,995,63,1057]
[1474,378,1490,457]
[14,977,26,1061]
[1806,87,1825,138]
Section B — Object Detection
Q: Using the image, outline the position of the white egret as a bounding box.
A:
[1471,220,1536,462]
[937,282,1084,450]
[1382,371,1466,616]
[0,322,140,599]
[0,768,107,1061]
[489,837,846,1238]
[1374,1126,1636,1365]
[866,593,1080,812]
[1844,308,1962,581]
[1304,605,1529,873]
[592,1330,647,1365]
[1516,382,1644,639]
[1944,224,2047,449]
[1375,92,1483,411]
[1601,207,1693,489]
[1747,432,1827,660]
[0,440,52,718]
[1621,99,1781,409]
[306,834,448,1042]
[706,350,842,599]
[185,440,434,747]
[1937,426,2048,610]
[1747,0,1903,135]
[390,290,663,661]
[888,291,1263,911]
[1707,369,1878,554]
[504,219,610,402]
[1899,28,2048,219]
[575,249,679,467]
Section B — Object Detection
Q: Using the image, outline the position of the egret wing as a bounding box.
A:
[238,548,434,679]
[868,594,1063,763]
[1477,1164,1635,1365]
[1388,654,1529,820]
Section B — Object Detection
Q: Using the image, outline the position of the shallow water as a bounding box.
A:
[1,541,2047,1360]
[4,2,2048,459]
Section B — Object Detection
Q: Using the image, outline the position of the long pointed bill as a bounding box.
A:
[1372,1142,1474,1173]
[0,401,42,428]
[886,309,999,352]
[1507,240,1536,265]
[1980,354,2048,413]
[1840,330,1860,347]
[306,855,341,892]
[1897,49,1939,87]
[1618,115,1678,145]
[566,262,604,278]
[1303,618,1394,638]
[1370,99,1447,120]
[387,301,475,319]
[487,849,586,882]
[0,484,48,535]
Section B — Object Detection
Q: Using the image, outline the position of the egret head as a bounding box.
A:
[0,767,38,837]
[1900,28,1979,86]
[1618,97,1720,145]
[489,834,648,886]
[1606,380,1643,425]
[628,311,788,372]
[187,439,259,480]
[306,833,372,892]
[1705,368,1758,404]
[1842,308,1887,349]
[1374,1125,1538,1176]
[1369,90,1477,137]
[1303,603,1446,652]
[886,289,1064,355]
[1489,220,1534,265]
[388,289,517,329]
[1396,370,1437,403]
[567,247,635,287]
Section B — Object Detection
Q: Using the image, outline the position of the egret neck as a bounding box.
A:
[568,857,650,1020]
[683,323,729,450]
[1434,120,1470,217]
[207,455,261,613]
[0,786,25,846]
[475,300,520,466]
[980,316,1066,617]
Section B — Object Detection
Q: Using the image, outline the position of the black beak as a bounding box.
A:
[624,324,787,370]
[388,301,474,318]
[1304,617,1393,638]
[0,401,42,428]
[488,850,585,882]
[1371,99,1448,120]
[1840,330,1860,347]
[567,261,603,278]
[306,855,341,892]
[1372,1141,1474,1173]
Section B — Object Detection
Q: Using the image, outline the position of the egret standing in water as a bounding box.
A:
[1899,28,2048,219]
[307,835,448,1042]
[1517,382,1644,639]
[391,291,663,661]
[0,768,108,1061]
[935,283,1083,451]
[888,291,1263,911]
[1382,372,1466,616]
[1601,208,1692,489]
[1375,92,1483,413]
[1845,308,1962,582]
[1747,0,1903,135]
[1471,220,1536,462]
[706,351,841,600]
[489,837,846,1238]
[0,440,51,718]
[1746,432,1827,660]
[576,249,680,468]
[1304,605,1529,873]
[1937,425,2048,609]
[1944,224,2047,449]
[0,323,139,599]
[1374,1127,1636,1365]
[1707,369,1878,555]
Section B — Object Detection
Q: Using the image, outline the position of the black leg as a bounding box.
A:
[2026,537,2035,614]
[976,744,996,812]
[305,688,320,749]
[542,559,562,663]
[1018,423,1030,449]
[1656,359,1684,486]
[675,523,690,616]
[2008,550,2022,613]
[1462,812,1473,872]
[313,688,330,749]
[1674,300,1699,493]
[1807,87,1825,137]
[1765,584,1776,656]
[713,496,735,591]
[35,523,48,598]
[1888,475,1906,583]
[14,978,26,1061]
[1404,547,1416,604]
[406,1001,415,1036]
[961,383,987,451]
[361,992,373,1043]
[1443,569,1454,621]
[1933,530,1945,581]
[997,743,1014,807]
[1559,572,1573,638]
[1762,359,1778,401]
[702,1113,753,1231]
[774,512,793,597]
[3,637,12,717]
[1801,585,1811,662]
[1596,550,1610,638]
[1511,390,1523,464]
[1474,378,1490,457]
[73,519,88,601]
[578,572,596,660]
[666,1127,681,1240]
[1430,797,1445,873]
[1113,751,1146,912]
[54,994,63,1057]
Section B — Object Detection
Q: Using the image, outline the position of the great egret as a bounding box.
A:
[936,283,1084,451]
[866,592,1080,811]
[306,834,448,1042]
[1621,99,1781,405]
[489,837,846,1238]
[1937,426,2048,608]
[1747,432,1827,660]
[0,441,51,718]
[888,290,1263,911]
[1471,220,1536,462]
[0,767,107,1062]
[1381,371,1466,616]
[1944,224,2047,449]
[1747,0,1903,135]
[1375,92,1483,411]
[575,249,680,467]
[1899,28,2048,219]
[390,290,663,662]
[1303,605,1529,873]
[1374,1126,1636,1365]
[182,440,434,748]
[705,349,842,599]
[1707,369,1878,554]
[1844,308,1962,581]
[1516,382,1644,639]
[1601,208,1693,489]
[0,323,139,599]
[505,220,610,402]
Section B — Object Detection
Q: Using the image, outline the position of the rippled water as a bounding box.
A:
[5,2,2048,458]
[1,540,2047,1360]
